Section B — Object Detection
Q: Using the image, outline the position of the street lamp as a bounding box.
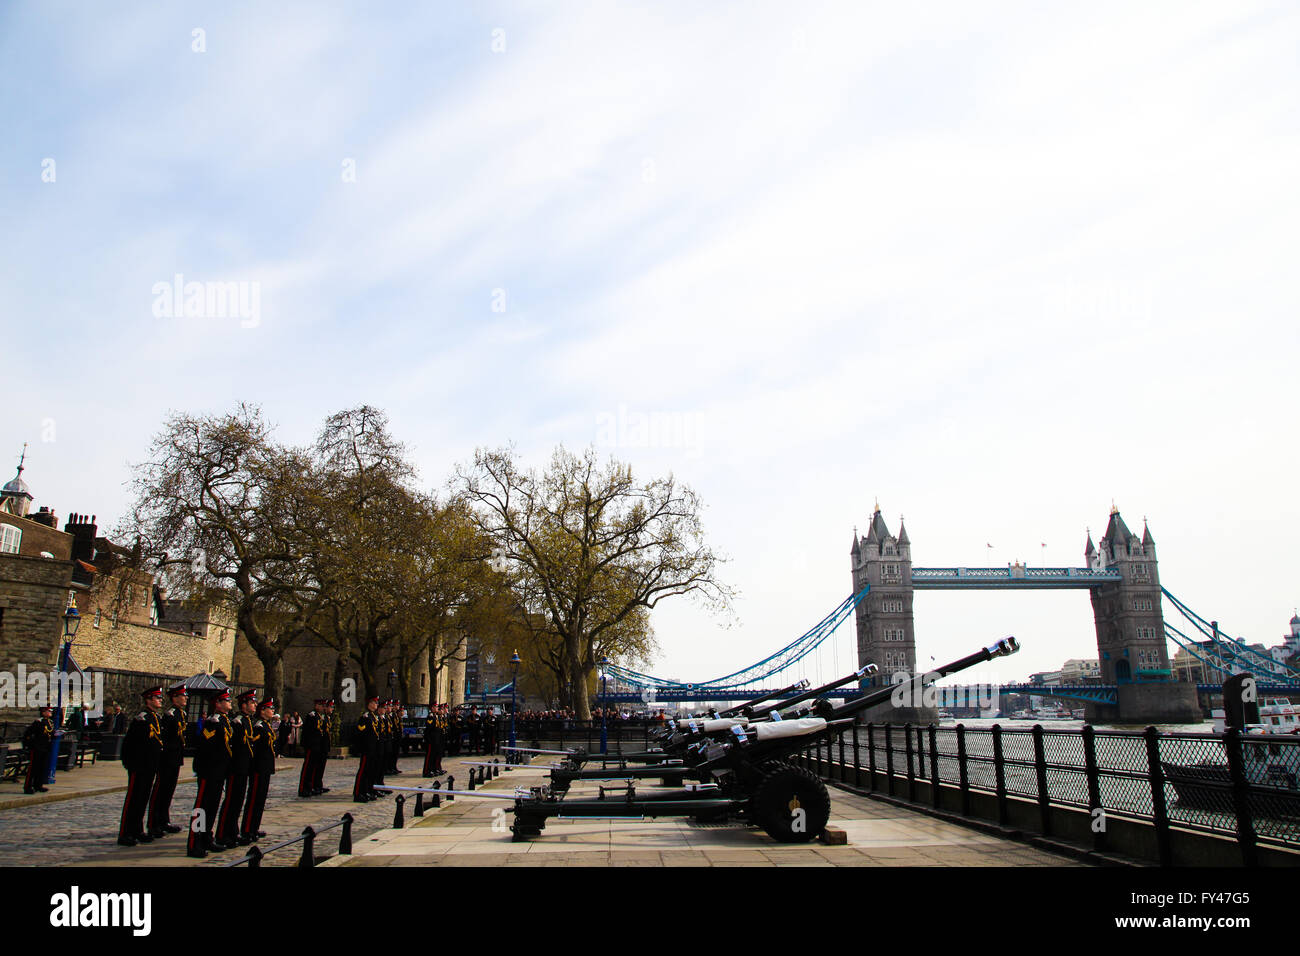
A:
[508,650,521,749]
[48,595,81,784]
[598,656,610,755]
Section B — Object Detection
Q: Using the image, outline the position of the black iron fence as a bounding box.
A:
[798,722,1300,864]
[508,719,661,752]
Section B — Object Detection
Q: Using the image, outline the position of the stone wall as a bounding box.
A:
[0,553,75,722]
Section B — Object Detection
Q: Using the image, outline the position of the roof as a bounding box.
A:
[173,672,229,692]
[870,509,891,542]
[1102,509,1133,549]
[897,518,909,545]
[1141,521,1155,547]
[1084,532,1095,555]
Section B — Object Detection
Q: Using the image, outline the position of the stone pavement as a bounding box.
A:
[0,751,490,867]
[321,761,1088,867]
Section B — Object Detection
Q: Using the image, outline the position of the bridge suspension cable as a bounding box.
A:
[605,585,870,693]
[1161,587,1300,682]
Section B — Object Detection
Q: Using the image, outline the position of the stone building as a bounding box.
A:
[850,505,935,723]
[0,462,258,723]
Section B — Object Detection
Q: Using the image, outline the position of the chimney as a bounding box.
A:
[63,512,98,564]
[31,506,58,529]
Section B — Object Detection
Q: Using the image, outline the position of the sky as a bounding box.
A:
[3,1,1298,686]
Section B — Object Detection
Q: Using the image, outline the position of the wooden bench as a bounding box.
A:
[1,745,29,782]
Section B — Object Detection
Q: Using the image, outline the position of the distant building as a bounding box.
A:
[1059,658,1100,683]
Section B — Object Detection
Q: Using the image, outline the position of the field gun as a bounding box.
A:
[504,636,1020,842]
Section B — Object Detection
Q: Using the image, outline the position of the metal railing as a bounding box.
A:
[800,722,1300,864]
[225,813,354,868]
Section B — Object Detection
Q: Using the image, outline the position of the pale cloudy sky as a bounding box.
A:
[4,1,1298,685]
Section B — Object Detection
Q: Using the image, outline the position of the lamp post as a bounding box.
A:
[508,650,521,749]
[598,656,610,754]
[47,595,81,784]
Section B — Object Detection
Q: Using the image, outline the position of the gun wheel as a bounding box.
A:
[751,763,830,843]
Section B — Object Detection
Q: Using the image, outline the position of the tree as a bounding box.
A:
[453,445,731,719]
[125,404,315,703]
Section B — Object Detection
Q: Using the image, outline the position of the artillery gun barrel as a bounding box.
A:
[746,664,879,719]
[828,636,1019,721]
[716,678,812,717]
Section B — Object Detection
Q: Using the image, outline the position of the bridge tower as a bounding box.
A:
[1087,507,1200,723]
[851,506,936,723]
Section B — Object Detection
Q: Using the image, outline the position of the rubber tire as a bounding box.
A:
[750,763,831,843]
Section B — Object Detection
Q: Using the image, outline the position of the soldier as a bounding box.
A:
[389,701,403,774]
[421,705,440,777]
[373,700,390,792]
[240,698,278,842]
[353,695,381,802]
[311,698,334,795]
[483,707,497,755]
[187,690,233,858]
[21,704,54,794]
[216,689,257,847]
[468,707,481,755]
[117,688,163,846]
[147,685,188,838]
[298,699,323,798]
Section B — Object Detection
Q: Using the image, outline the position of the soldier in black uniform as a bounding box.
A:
[240,697,278,842]
[483,707,497,755]
[216,689,257,847]
[353,695,381,802]
[421,705,442,777]
[147,686,188,838]
[22,704,54,794]
[117,688,163,846]
[389,701,403,774]
[312,698,334,795]
[373,700,389,792]
[299,698,323,797]
[187,689,233,857]
[468,708,481,755]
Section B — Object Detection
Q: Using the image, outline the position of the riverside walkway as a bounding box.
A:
[321,761,1089,867]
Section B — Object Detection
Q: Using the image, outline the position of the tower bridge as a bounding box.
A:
[851,505,1202,723]
[603,504,1293,724]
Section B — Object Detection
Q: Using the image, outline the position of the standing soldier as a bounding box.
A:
[187,689,233,858]
[298,699,322,798]
[216,689,257,847]
[353,695,381,802]
[117,688,163,846]
[374,700,390,792]
[311,698,334,795]
[147,685,188,838]
[483,707,497,755]
[421,706,439,777]
[468,707,481,755]
[21,704,54,794]
[240,698,278,842]
[389,701,404,774]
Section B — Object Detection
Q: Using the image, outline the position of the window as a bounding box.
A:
[233,664,240,680]
[322,671,330,688]
[1132,563,1149,580]
[143,588,149,608]
[294,670,302,685]
[420,673,426,687]
[884,544,896,556]
[94,609,102,629]
[149,601,158,626]
[0,524,20,554]
[126,585,133,605]
[882,563,900,580]
[1133,599,1153,612]
[111,611,117,627]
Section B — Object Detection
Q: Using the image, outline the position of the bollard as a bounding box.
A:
[414,791,425,817]
[247,845,264,869]
[393,794,405,828]
[467,769,476,791]
[339,814,354,855]
[446,776,455,800]
[299,826,317,868]
[431,781,442,808]
[494,759,501,778]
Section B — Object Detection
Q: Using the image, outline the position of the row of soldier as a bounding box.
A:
[36,685,501,854]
